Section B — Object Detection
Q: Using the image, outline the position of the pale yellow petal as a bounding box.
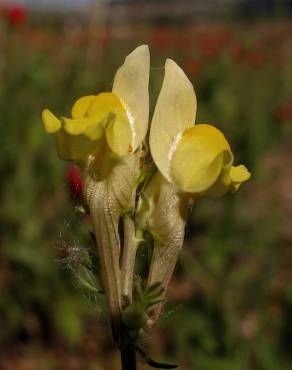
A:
[42,109,61,133]
[71,95,95,118]
[149,59,197,181]
[112,45,150,150]
[171,124,233,193]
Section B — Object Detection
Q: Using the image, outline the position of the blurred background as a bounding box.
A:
[1,0,292,369]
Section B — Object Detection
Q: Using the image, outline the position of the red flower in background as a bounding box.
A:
[248,49,266,69]
[66,165,83,200]
[150,26,172,50]
[184,59,202,78]
[197,31,231,61]
[176,33,191,53]
[6,5,27,26]
[276,102,292,123]
[230,43,248,64]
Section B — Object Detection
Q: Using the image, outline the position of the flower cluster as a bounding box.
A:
[42,45,250,346]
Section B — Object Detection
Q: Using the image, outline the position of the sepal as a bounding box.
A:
[136,172,189,325]
[121,279,164,331]
[85,151,140,340]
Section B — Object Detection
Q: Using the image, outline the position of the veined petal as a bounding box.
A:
[140,172,188,325]
[171,124,233,193]
[42,109,61,133]
[84,153,140,341]
[112,45,150,150]
[71,95,96,118]
[150,59,197,181]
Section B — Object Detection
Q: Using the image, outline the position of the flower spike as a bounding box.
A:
[141,58,251,328]
[42,45,251,369]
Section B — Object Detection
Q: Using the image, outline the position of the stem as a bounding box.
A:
[121,215,138,303]
[120,217,139,370]
[120,327,137,370]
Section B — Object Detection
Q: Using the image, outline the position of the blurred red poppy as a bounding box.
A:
[184,59,202,78]
[248,49,266,69]
[150,26,172,50]
[276,102,292,123]
[197,31,231,61]
[176,33,191,52]
[230,43,248,64]
[6,5,27,26]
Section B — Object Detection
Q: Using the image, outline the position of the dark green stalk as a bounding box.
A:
[120,327,137,370]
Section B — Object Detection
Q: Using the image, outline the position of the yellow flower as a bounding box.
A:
[42,46,150,341]
[138,59,250,326]
[42,45,150,164]
[150,59,250,197]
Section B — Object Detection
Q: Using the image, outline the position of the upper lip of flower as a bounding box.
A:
[149,58,197,183]
[149,58,250,195]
